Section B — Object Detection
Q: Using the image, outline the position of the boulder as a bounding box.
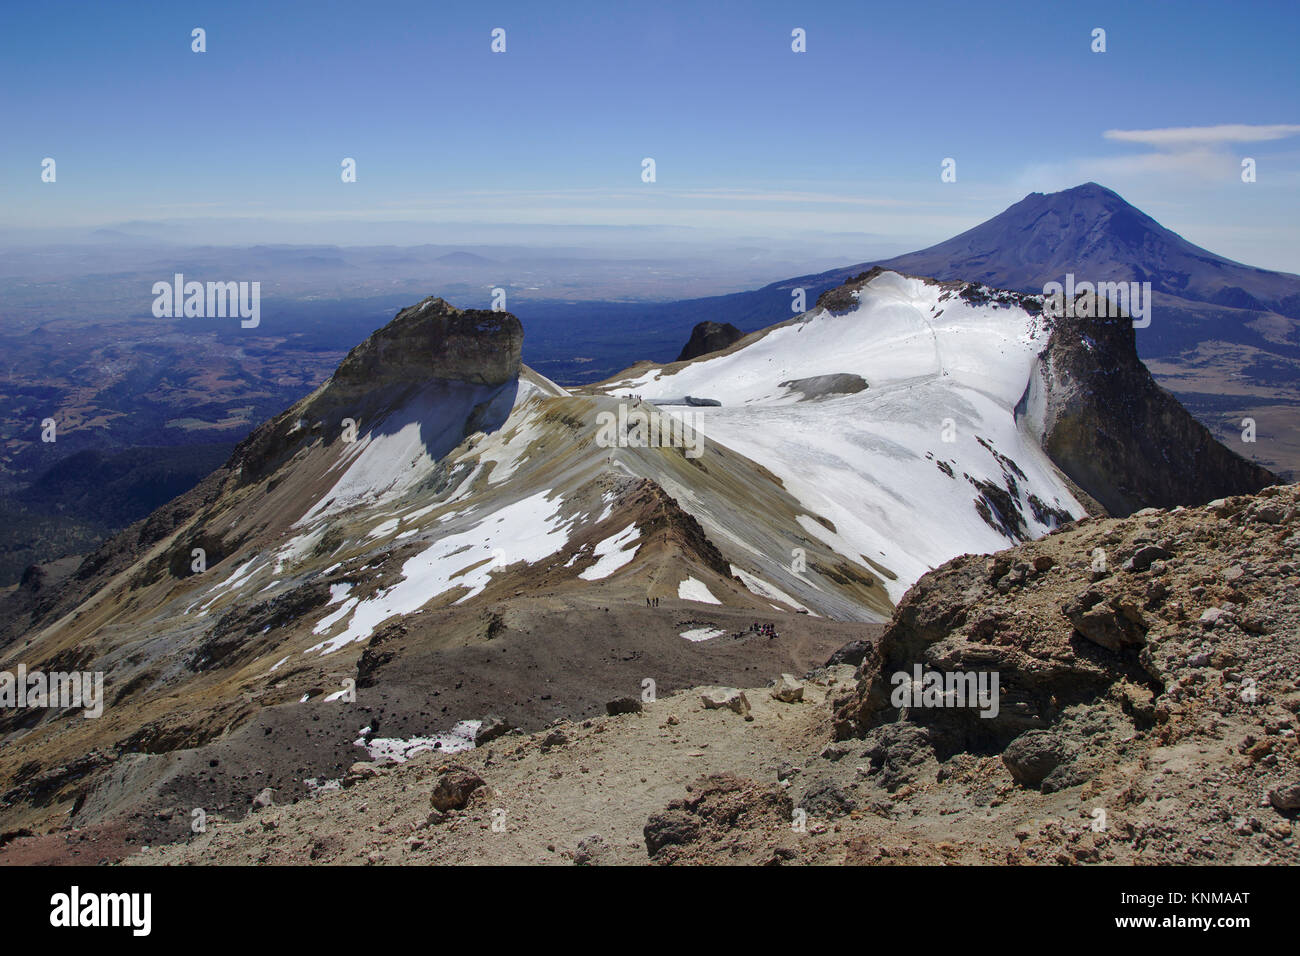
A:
[540,728,569,751]
[1269,782,1300,812]
[1252,502,1288,524]
[605,696,643,716]
[430,767,486,812]
[1002,731,1068,787]
[770,674,804,703]
[643,811,701,857]
[799,778,856,818]
[1124,545,1172,572]
[701,687,750,716]
[343,762,381,788]
[1064,590,1145,651]
[475,715,512,744]
[825,640,871,667]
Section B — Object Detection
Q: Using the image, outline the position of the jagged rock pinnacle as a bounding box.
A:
[332,297,523,390]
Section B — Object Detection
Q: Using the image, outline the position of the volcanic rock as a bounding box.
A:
[430,766,486,812]
[1002,731,1069,787]
[676,321,744,362]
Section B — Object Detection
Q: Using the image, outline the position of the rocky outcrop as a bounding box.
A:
[8,296,525,649]
[233,298,523,485]
[1017,293,1275,516]
[835,484,1300,811]
[628,479,736,582]
[676,321,744,362]
[429,765,486,813]
[778,373,867,400]
[332,297,522,393]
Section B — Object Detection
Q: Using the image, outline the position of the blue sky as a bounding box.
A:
[2,0,1298,269]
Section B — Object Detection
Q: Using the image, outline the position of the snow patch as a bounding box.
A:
[609,272,1084,602]
[678,577,721,605]
[306,490,578,654]
[730,565,812,614]
[297,379,511,526]
[366,517,400,540]
[578,523,641,581]
[355,720,482,762]
[680,627,726,642]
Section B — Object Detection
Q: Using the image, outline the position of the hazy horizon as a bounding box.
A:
[3,0,1298,272]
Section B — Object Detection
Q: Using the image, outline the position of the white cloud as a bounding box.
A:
[1103,124,1300,148]
[1013,150,1233,195]
[1016,125,1300,193]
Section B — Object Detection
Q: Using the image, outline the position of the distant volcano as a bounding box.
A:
[779,183,1300,345]
[692,183,1300,477]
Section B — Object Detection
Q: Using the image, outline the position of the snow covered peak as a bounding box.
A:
[604,270,1050,411]
[595,270,1082,600]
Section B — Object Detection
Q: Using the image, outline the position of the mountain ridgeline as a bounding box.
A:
[0,257,1281,863]
[3,181,1291,594]
[642,183,1300,478]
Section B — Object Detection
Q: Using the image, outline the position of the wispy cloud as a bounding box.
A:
[1019,124,1300,191]
[1103,124,1300,148]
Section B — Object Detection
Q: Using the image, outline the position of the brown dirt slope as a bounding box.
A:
[126,484,1300,865]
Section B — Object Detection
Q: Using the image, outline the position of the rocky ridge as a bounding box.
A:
[120,484,1300,866]
[3,280,1290,865]
[1020,293,1276,516]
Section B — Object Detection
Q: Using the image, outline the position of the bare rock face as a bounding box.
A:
[1018,294,1275,517]
[676,321,744,362]
[835,484,1300,813]
[332,297,523,392]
